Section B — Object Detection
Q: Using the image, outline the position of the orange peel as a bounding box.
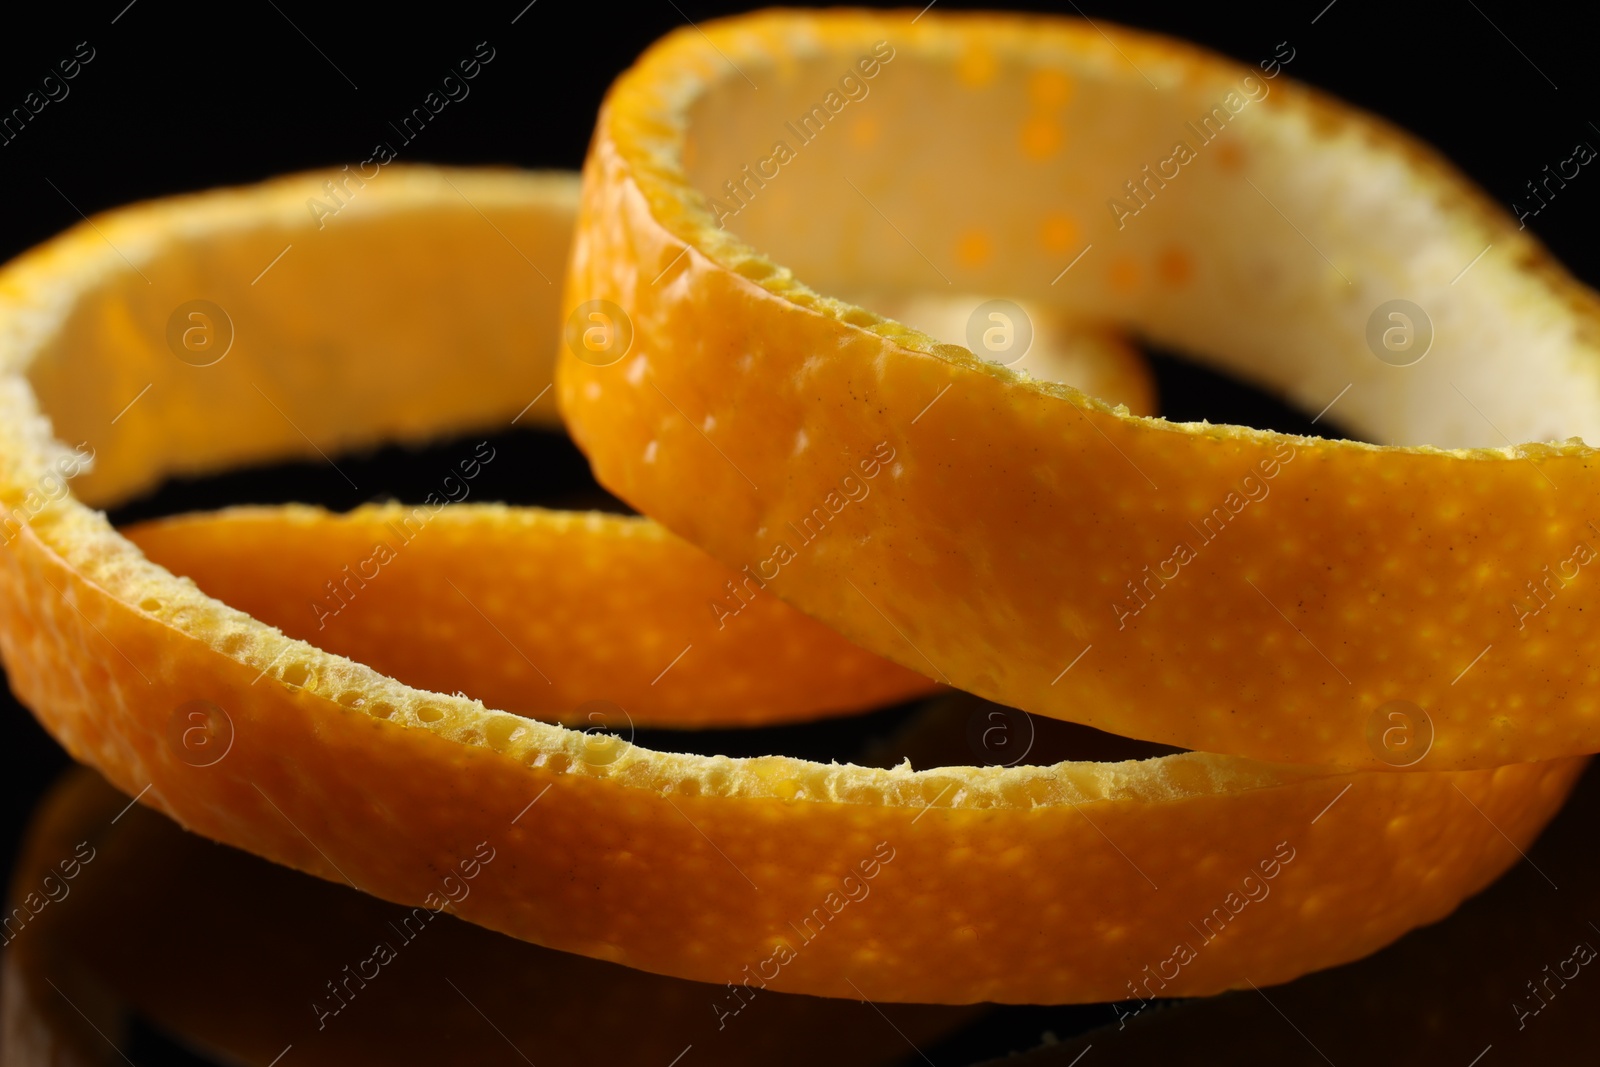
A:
[0,162,1585,1005]
[558,8,1600,771]
[123,503,936,729]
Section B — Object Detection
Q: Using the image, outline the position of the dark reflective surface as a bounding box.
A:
[5,768,983,1067]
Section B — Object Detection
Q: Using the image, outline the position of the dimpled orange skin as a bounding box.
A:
[0,167,1586,1003]
[557,9,1600,771]
[125,503,937,728]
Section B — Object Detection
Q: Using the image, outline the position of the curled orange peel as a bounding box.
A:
[558,8,1600,771]
[0,144,1582,1005]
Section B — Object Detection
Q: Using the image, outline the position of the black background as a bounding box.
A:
[1,1,1596,1064]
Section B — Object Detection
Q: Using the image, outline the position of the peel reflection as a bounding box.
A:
[1,768,982,1066]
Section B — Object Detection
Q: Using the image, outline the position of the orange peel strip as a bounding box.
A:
[0,164,1585,1004]
[558,8,1600,771]
[124,503,935,729]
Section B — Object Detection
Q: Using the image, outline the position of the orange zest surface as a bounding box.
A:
[558,8,1600,771]
[124,504,935,729]
[0,100,1585,1005]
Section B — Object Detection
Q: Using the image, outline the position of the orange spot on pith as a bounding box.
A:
[850,116,881,149]
[1020,115,1063,160]
[1157,246,1194,287]
[956,46,997,87]
[956,229,994,269]
[1040,212,1079,254]
[1029,68,1074,108]
[1108,255,1140,293]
